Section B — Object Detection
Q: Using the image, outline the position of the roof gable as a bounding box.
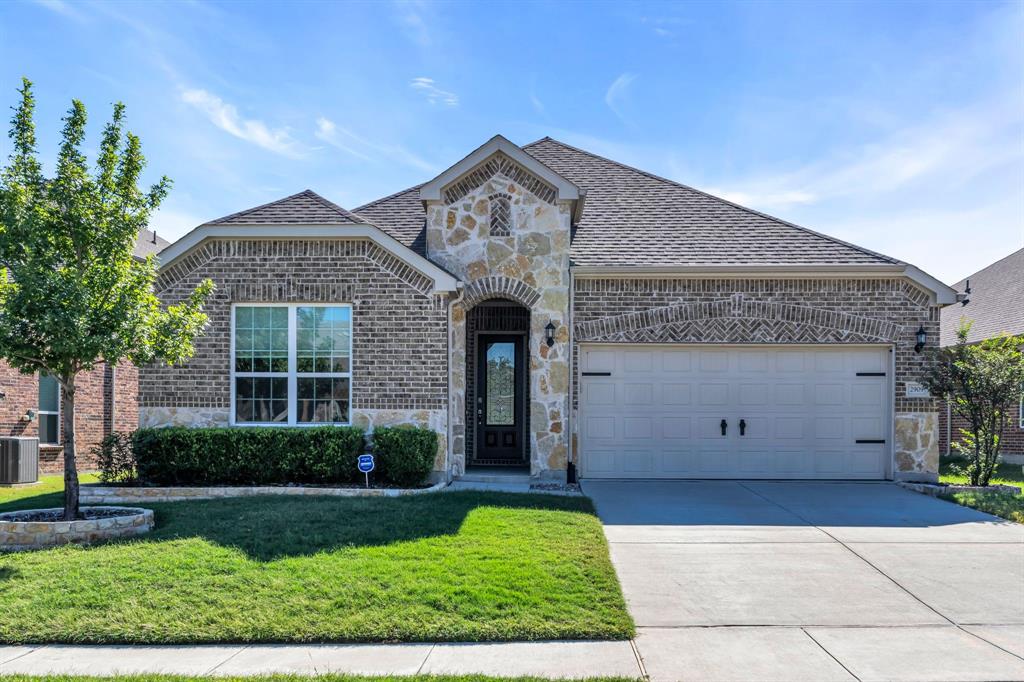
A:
[204,189,367,226]
[419,135,580,206]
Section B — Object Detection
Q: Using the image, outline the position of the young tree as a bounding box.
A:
[923,321,1024,486]
[0,79,213,520]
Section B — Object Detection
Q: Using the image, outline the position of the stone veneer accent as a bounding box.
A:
[140,238,451,474]
[572,277,942,481]
[80,481,448,504]
[426,165,572,479]
[0,507,153,550]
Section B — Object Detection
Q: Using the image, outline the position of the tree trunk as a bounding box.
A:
[62,377,79,521]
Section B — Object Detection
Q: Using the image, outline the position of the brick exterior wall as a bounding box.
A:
[1,360,139,473]
[140,239,450,467]
[571,277,942,479]
[939,403,1024,456]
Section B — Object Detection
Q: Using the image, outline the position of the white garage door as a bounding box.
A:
[579,345,891,480]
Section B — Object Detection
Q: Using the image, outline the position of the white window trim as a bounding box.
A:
[230,303,353,427]
[38,373,60,445]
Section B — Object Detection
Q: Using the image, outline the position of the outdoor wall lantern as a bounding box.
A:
[914,325,927,354]
[545,321,557,347]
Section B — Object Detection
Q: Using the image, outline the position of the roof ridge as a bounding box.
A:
[525,137,903,266]
[203,189,314,225]
[302,189,368,224]
[353,183,424,213]
[951,246,1024,287]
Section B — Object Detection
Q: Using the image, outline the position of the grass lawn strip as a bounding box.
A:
[938,456,1024,523]
[0,480,633,644]
[0,474,99,512]
[0,671,643,675]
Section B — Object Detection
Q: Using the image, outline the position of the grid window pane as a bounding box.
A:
[234,306,289,373]
[297,377,349,423]
[297,307,351,374]
[234,377,288,423]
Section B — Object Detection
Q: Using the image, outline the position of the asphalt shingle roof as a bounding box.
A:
[134,228,170,259]
[353,137,902,267]
[940,247,1024,346]
[205,189,368,226]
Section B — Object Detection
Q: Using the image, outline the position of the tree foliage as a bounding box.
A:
[923,321,1024,486]
[0,78,213,519]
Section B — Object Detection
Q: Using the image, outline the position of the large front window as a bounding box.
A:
[232,304,352,425]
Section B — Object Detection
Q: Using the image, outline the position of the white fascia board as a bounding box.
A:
[156,224,460,293]
[571,263,958,305]
[419,134,580,203]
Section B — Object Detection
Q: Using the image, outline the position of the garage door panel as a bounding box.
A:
[699,383,729,405]
[624,383,654,405]
[663,383,692,405]
[662,417,692,439]
[580,345,889,480]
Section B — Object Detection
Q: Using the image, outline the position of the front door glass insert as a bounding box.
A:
[486,342,515,425]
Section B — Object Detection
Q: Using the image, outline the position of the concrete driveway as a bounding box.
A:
[584,480,1024,682]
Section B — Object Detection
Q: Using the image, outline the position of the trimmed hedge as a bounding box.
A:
[132,426,366,486]
[370,425,440,487]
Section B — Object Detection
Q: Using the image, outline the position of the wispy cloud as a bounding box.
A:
[30,0,87,22]
[394,0,433,47]
[315,117,435,173]
[530,91,546,117]
[705,98,1023,210]
[605,72,637,125]
[409,77,459,106]
[181,89,305,158]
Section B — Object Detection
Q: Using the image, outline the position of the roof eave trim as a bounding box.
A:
[571,264,958,305]
[419,134,580,203]
[156,224,460,294]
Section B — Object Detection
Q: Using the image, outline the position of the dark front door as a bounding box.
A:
[475,334,526,465]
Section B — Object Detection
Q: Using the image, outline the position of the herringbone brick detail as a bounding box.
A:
[488,193,512,236]
[575,294,901,343]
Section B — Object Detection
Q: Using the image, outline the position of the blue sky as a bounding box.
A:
[1,0,1021,283]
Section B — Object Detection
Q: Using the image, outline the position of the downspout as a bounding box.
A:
[945,397,952,456]
[446,283,466,483]
[566,267,577,484]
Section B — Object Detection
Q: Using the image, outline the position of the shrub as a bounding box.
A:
[131,426,366,486]
[93,432,138,484]
[371,425,439,487]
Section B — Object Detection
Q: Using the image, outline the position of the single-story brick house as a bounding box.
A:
[939,247,1024,459]
[1,228,169,473]
[142,136,958,483]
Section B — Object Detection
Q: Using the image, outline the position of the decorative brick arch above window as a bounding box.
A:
[488,193,512,236]
[462,276,541,309]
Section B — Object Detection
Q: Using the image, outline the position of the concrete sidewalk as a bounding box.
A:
[0,641,644,678]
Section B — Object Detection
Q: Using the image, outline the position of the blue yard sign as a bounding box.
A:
[358,454,374,488]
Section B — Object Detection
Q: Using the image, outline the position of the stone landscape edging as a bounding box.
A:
[0,507,154,551]
[79,480,449,504]
[897,481,1021,497]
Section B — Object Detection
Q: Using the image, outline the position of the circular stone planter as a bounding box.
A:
[0,506,154,551]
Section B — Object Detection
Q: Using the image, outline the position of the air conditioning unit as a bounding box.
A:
[0,437,39,485]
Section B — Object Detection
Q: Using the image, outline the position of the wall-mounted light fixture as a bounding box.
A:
[545,321,557,347]
[21,408,37,423]
[914,325,927,353]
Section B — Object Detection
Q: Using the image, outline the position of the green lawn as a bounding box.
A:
[0,473,99,511]
[939,455,1024,523]
[0,479,633,644]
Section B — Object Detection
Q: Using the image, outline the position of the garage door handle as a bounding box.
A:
[739,419,747,436]
[720,419,728,436]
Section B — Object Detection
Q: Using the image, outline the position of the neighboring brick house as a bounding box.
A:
[143,135,958,483]
[0,228,168,473]
[939,247,1024,459]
